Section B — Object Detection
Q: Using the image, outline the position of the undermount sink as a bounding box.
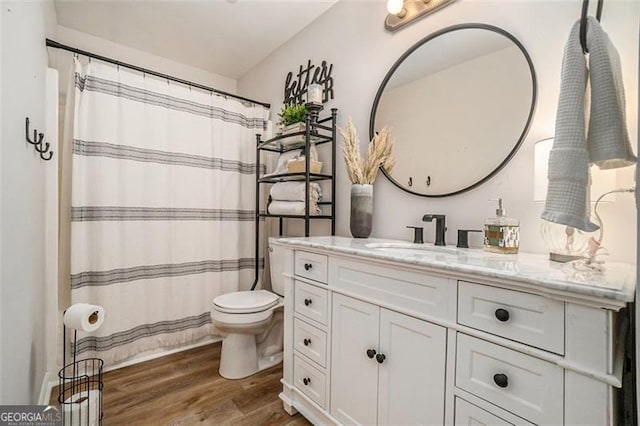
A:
[364,242,460,256]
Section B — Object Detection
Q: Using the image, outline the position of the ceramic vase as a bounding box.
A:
[350,184,373,238]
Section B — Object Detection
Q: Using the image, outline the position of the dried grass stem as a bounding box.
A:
[339,117,395,185]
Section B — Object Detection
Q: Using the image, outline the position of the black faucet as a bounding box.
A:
[422,214,447,246]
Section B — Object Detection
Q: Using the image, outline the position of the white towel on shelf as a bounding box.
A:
[270,182,322,202]
[268,201,320,216]
[542,17,636,232]
[262,145,319,177]
[264,150,301,177]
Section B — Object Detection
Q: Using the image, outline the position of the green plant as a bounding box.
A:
[278,104,308,126]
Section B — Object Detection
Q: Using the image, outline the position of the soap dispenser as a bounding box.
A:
[483,199,519,254]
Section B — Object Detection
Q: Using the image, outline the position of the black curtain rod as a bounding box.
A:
[46,39,271,109]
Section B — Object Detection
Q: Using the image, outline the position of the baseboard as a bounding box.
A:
[38,371,56,405]
[103,336,221,373]
[39,337,221,404]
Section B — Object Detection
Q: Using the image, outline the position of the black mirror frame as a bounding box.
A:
[369,23,538,198]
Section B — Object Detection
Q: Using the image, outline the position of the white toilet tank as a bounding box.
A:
[269,238,288,296]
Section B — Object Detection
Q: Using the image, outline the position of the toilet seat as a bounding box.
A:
[213,290,279,314]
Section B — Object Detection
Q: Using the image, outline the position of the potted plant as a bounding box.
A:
[277,104,308,137]
[340,118,395,238]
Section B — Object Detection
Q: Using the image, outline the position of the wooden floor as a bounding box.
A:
[51,343,310,426]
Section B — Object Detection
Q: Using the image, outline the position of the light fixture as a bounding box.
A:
[385,0,457,32]
[386,0,405,16]
[533,137,617,262]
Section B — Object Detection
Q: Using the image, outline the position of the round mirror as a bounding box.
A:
[370,24,537,197]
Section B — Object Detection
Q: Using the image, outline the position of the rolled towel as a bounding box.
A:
[268,201,320,216]
[270,182,322,202]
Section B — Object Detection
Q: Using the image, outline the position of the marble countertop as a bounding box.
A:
[275,236,636,306]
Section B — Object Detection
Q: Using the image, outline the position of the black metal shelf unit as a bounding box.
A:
[255,108,337,240]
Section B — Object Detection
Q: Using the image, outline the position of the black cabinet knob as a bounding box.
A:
[303,338,311,346]
[303,377,311,386]
[495,308,510,322]
[376,353,386,364]
[304,298,312,306]
[366,349,377,359]
[493,373,509,388]
[304,263,313,271]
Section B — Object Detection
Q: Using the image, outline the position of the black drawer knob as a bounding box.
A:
[303,377,311,386]
[303,338,311,346]
[493,373,509,388]
[304,298,312,306]
[376,353,386,364]
[366,349,377,359]
[495,308,510,322]
[304,263,313,271]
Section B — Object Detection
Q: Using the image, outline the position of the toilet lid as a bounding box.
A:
[213,290,280,314]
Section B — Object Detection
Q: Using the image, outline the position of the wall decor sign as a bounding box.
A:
[284,60,334,105]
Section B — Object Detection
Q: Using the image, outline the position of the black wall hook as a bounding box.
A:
[580,0,604,54]
[25,117,53,161]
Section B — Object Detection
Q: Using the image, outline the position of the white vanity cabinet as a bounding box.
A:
[277,238,635,426]
[331,293,446,425]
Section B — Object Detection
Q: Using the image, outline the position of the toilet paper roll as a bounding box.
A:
[63,389,100,426]
[63,303,105,333]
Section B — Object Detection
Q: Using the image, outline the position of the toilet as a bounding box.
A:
[211,239,287,379]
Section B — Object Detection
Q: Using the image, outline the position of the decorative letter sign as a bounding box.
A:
[284,60,334,105]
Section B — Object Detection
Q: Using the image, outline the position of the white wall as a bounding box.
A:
[238,0,639,263]
[50,25,237,98]
[1,0,54,404]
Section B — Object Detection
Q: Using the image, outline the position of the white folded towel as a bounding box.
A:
[262,145,319,177]
[270,182,322,202]
[264,150,300,177]
[542,17,636,232]
[268,201,320,216]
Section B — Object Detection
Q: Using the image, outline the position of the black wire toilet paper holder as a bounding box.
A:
[57,312,104,425]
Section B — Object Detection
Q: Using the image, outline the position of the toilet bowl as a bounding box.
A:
[211,239,287,379]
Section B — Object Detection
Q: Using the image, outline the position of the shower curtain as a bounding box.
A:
[65,58,269,365]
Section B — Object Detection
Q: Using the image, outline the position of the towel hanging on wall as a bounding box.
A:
[542,16,636,232]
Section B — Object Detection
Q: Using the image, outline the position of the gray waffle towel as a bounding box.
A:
[542,17,636,232]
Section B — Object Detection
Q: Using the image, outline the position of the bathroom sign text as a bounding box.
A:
[284,60,334,105]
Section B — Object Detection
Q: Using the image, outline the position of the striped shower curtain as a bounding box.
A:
[66,58,268,365]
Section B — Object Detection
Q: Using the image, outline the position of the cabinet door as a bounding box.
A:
[378,308,447,425]
[330,293,380,425]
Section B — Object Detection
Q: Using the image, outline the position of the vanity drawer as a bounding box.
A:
[456,334,563,425]
[294,318,328,367]
[295,281,329,325]
[457,281,565,354]
[329,257,452,321]
[454,398,513,426]
[295,251,328,283]
[294,354,328,409]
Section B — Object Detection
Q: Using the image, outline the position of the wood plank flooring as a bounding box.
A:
[50,342,310,426]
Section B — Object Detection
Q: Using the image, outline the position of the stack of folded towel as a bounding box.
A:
[268,182,322,216]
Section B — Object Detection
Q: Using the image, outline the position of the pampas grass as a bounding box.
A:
[339,117,395,185]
